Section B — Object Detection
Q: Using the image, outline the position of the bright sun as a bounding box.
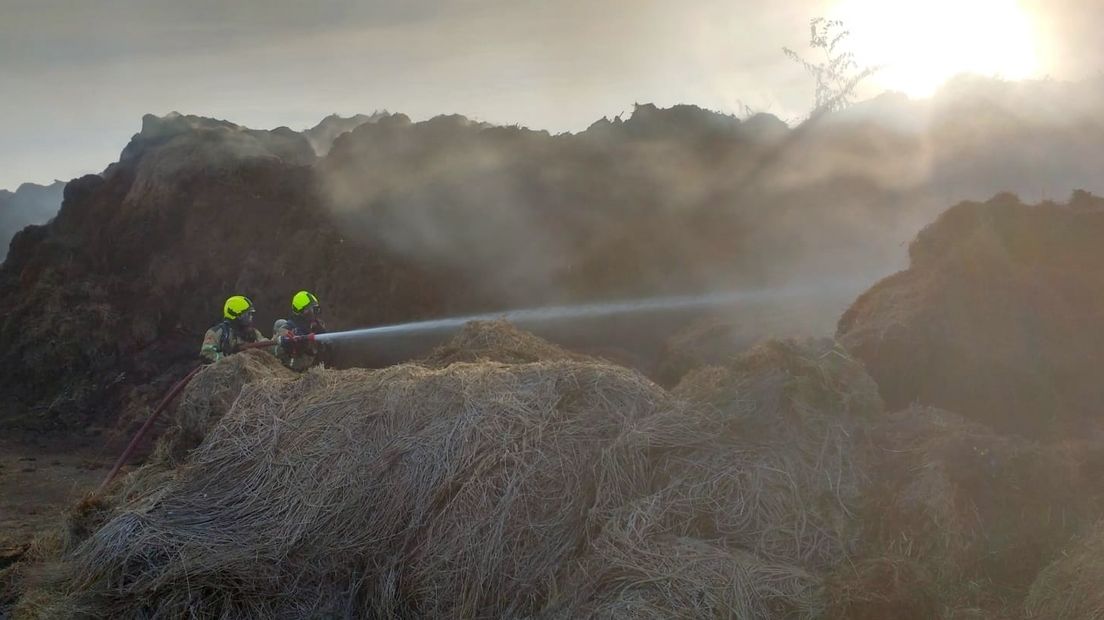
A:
[828,0,1041,97]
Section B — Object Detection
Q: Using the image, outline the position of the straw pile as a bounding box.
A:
[822,556,939,620]
[0,545,28,614]
[14,330,887,618]
[838,193,1104,440]
[548,514,823,619]
[544,338,885,619]
[1024,519,1104,619]
[669,338,883,570]
[420,319,591,367]
[20,324,1102,618]
[855,406,1096,613]
[152,349,294,465]
[24,361,677,617]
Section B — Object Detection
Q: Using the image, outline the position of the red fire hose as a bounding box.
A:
[95,339,283,495]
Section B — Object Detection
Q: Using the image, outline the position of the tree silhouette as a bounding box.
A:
[784,18,878,117]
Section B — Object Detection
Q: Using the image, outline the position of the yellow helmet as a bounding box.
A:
[291,290,320,314]
[223,295,255,320]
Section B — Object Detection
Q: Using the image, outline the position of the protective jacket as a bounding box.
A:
[273,315,326,371]
[200,320,266,363]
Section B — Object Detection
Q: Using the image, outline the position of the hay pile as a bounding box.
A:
[153,349,294,465]
[17,323,1104,618]
[544,338,884,618]
[549,517,823,619]
[15,330,887,618]
[421,319,591,367]
[667,339,883,571]
[1,493,117,618]
[25,362,676,618]
[852,406,1097,614]
[838,192,1104,439]
[822,556,939,620]
[1,351,296,618]
[656,303,840,385]
[0,544,28,613]
[1024,520,1104,619]
[656,315,762,385]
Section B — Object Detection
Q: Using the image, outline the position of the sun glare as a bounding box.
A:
[829,0,1041,97]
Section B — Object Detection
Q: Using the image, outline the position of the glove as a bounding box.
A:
[279,335,295,353]
[280,333,316,354]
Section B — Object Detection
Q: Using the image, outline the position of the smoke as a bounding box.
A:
[318,114,575,305]
[314,76,1104,338]
[114,112,315,207]
[1022,0,1104,78]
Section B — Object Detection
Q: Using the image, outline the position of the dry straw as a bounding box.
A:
[16,324,889,618]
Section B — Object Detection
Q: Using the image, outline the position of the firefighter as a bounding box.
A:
[199,295,266,363]
[273,290,327,371]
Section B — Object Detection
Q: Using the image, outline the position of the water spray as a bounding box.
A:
[97,278,869,493]
[315,279,869,345]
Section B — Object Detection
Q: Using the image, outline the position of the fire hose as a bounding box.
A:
[95,335,316,495]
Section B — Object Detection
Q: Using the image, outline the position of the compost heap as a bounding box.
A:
[838,191,1104,440]
[12,323,882,619]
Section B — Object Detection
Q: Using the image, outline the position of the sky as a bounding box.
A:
[2,0,1102,191]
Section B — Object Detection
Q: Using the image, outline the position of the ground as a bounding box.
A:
[0,437,111,553]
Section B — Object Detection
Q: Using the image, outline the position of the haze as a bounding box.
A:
[2,0,1102,190]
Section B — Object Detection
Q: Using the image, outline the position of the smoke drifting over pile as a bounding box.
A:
[316,76,1104,312]
[5,76,1104,431]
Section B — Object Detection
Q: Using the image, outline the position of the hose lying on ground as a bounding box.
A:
[96,340,277,494]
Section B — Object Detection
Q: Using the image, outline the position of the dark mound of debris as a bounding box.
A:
[844,406,1101,615]
[302,112,386,156]
[0,112,449,433]
[0,180,64,262]
[839,191,1104,439]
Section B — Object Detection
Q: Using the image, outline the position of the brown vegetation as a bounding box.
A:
[839,192,1104,439]
[420,319,591,367]
[1024,520,1104,619]
[850,406,1100,614]
[153,350,294,465]
[9,328,884,618]
[6,322,1104,618]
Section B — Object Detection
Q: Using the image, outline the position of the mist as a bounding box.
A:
[309,75,1104,347]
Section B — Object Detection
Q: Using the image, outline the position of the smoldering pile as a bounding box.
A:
[12,323,881,618]
[11,320,1104,619]
[828,407,1102,618]
[838,192,1104,440]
